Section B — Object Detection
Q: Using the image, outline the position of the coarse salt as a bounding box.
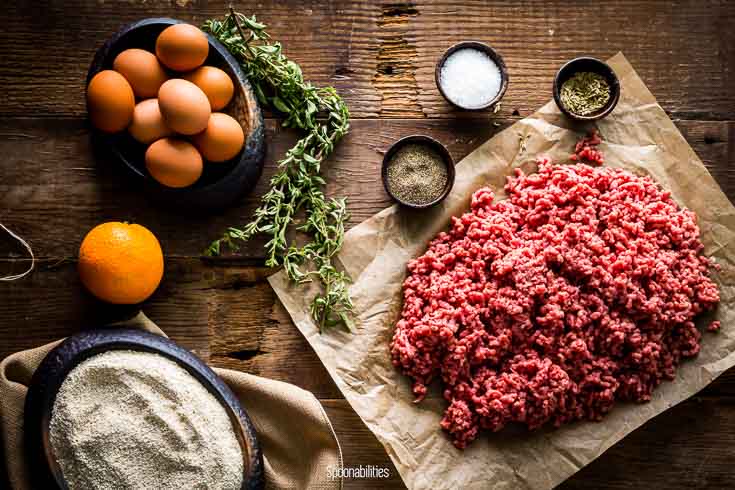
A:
[439,48,502,109]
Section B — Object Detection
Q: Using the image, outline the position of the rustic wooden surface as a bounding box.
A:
[1,1,734,488]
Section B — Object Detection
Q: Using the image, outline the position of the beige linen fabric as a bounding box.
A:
[0,312,342,490]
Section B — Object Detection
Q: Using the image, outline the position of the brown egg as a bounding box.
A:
[157,79,211,135]
[145,138,203,188]
[113,49,168,98]
[128,99,172,144]
[155,24,209,72]
[87,70,135,133]
[182,66,234,110]
[191,113,245,162]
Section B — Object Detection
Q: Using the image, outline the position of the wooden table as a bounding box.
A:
[1,1,734,488]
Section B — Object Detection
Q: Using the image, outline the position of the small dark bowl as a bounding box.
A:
[381,135,455,209]
[552,57,621,121]
[435,41,509,111]
[87,18,266,211]
[24,329,264,490]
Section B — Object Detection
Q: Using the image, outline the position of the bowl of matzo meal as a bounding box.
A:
[24,328,264,490]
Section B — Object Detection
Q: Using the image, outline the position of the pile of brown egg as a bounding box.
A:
[86,24,245,188]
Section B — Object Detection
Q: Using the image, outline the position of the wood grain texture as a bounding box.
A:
[1,118,732,259]
[0,258,212,358]
[1,1,733,120]
[2,0,735,488]
[560,396,735,490]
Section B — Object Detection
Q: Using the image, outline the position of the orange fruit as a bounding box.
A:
[78,222,164,304]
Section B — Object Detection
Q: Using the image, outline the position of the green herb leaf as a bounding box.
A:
[271,96,291,113]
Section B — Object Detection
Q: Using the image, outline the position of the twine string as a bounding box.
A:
[0,223,35,281]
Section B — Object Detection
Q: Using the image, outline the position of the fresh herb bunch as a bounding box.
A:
[203,10,353,331]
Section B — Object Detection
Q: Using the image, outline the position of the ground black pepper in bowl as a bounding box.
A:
[382,136,455,209]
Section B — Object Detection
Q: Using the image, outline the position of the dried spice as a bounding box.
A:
[386,144,449,206]
[560,71,611,116]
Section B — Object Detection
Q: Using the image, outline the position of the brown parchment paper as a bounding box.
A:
[268,53,735,489]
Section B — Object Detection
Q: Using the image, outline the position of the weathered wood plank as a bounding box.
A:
[1,118,732,259]
[0,258,212,358]
[1,1,733,120]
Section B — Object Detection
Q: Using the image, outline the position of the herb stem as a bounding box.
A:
[229,7,250,44]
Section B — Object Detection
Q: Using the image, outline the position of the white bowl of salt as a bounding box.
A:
[436,41,509,111]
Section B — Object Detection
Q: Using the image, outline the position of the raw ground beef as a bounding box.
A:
[391,158,720,449]
[569,129,604,165]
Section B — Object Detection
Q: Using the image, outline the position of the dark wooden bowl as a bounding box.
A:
[24,328,265,490]
[435,41,509,111]
[87,18,266,211]
[552,56,621,121]
[381,135,455,209]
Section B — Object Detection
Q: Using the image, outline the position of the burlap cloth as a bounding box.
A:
[0,312,343,490]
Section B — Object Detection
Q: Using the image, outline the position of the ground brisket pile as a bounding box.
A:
[569,129,604,165]
[391,158,720,448]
